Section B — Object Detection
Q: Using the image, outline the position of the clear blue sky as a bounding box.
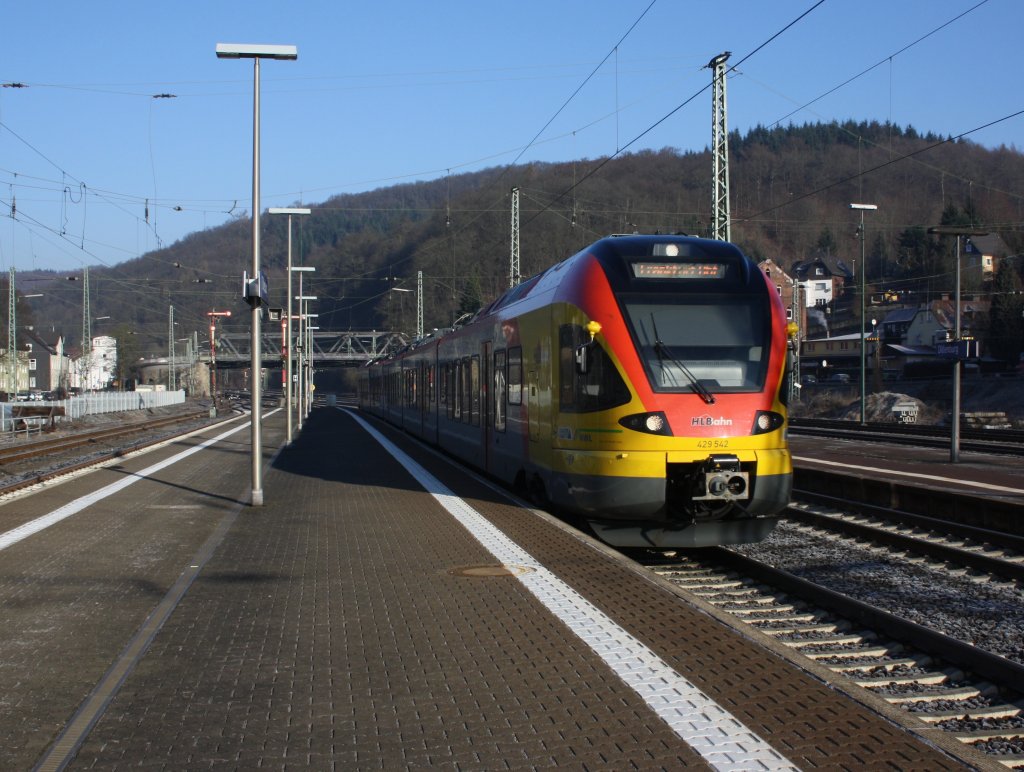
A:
[1,0,1020,273]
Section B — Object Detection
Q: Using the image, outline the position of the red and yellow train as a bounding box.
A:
[358,234,794,548]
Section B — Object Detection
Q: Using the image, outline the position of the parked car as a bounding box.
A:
[828,373,851,383]
[800,375,817,386]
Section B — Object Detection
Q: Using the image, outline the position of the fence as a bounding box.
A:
[1,390,186,435]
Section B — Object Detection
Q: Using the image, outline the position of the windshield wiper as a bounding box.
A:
[650,315,715,404]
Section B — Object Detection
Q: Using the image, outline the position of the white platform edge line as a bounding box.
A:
[347,410,797,772]
[792,454,1024,494]
[0,410,280,552]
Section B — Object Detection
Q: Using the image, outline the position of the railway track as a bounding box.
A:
[0,408,228,496]
[632,506,1024,768]
[789,417,1024,457]
[786,496,1024,583]
[0,410,212,464]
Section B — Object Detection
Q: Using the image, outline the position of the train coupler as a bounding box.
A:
[693,454,749,501]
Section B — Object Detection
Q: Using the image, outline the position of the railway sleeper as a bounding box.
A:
[914,702,1022,723]
[682,579,747,591]
[743,612,819,624]
[782,632,872,648]
[756,622,844,636]
[954,728,1024,743]
[717,601,780,613]
[802,643,901,660]
[829,656,933,673]
[852,669,963,688]
[881,685,989,705]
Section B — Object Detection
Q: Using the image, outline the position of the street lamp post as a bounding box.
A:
[850,203,877,425]
[390,287,412,335]
[269,208,311,445]
[295,304,317,428]
[216,42,298,507]
[292,268,315,432]
[928,226,988,462]
[307,324,319,411]
[305,317,318,417]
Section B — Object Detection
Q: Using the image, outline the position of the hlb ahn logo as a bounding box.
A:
[691,414,733,427]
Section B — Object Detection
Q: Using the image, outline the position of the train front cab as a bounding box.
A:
[536,238,792,549]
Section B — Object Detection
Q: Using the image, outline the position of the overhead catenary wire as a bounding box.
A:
[1,1,1016,337]
[518,0,827,232]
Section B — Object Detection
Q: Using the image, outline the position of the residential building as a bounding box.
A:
[22,328,70,393]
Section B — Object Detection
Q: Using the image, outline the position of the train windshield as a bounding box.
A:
[622,294,771,394]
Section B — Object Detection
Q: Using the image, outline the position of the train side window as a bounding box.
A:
[559,326,576,408]
[470,355,480,426]
[462,358,472,423]
[559,323,631,413]
[507,347,522,405]
[493,351,506,431]
[453,360,462,420]
[445,363,454,418]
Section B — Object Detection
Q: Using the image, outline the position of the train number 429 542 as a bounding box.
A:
[696,439,730,449]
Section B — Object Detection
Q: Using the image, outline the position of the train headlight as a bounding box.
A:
[751,411,784,435]
[618,411,673,435]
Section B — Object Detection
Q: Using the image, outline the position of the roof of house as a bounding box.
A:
[881,308,918,324]
[791,253,854,281]
[21,328,60,354]
[965,233,1009,257]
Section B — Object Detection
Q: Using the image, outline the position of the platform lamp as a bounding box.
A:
[304,315,318,418]
[269,207,311,445]
[306,324,320,412]
[216,42,298,507]
[850,203,877,426]
[292,264,316,431]
[295,305,317,426]
[927,226,988,462]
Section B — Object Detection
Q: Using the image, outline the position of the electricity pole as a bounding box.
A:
[510,186,520,288]
[708,52,731,241]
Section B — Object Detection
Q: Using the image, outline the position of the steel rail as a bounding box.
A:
[0,411,210,465]
[791,490,1024,554]
[783,505,1024,582]
[789,418,1024,456]
[707,546,1024,695]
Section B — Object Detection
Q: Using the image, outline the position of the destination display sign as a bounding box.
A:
[631,262,727,279]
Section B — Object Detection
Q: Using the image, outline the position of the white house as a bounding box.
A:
[73,335,117,391]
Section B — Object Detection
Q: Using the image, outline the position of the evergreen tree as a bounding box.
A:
[814,228,838,255]
[986,261,1024,362]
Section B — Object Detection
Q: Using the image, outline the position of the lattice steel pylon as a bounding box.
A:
[416,270,423,339]
[7,267,16,395]
[708,52,731,242]
[509,187,520,288]
[168,305,176,391]
[81,266,91,390]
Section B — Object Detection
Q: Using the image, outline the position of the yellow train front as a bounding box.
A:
[359,234,793,549]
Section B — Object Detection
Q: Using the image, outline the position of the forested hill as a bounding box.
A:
[12,120,1024,366]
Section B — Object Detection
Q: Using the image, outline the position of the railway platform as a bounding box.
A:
[2,407,986,769]
[789,432,1024,530]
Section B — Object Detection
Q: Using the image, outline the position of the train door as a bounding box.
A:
[527,369,539,442]
[481,341,491,470]
[417,360,426,435]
